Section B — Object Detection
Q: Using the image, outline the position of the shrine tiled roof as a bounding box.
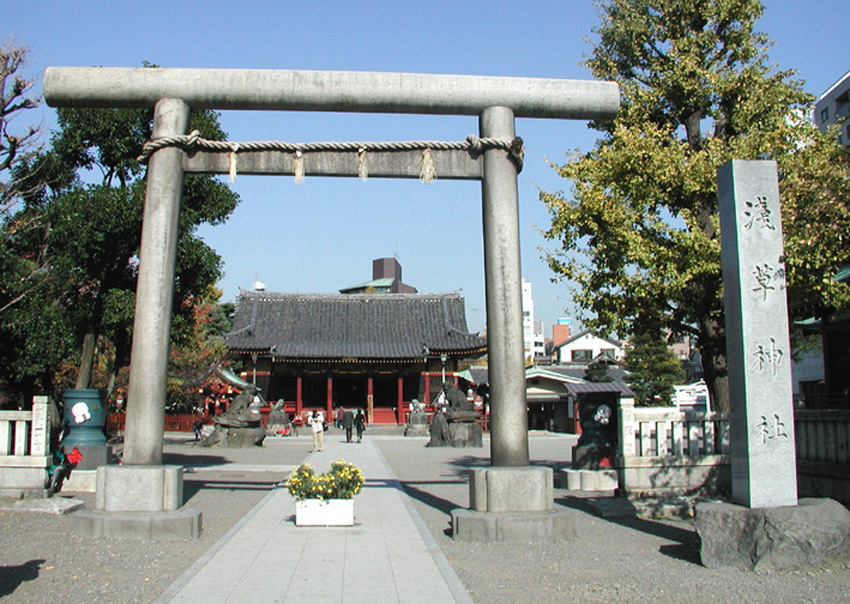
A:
[226,290,487,359]
[538,364,630,384]
[460,364,631,391]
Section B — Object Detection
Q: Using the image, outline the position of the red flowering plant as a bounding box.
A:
[66,447,84,465]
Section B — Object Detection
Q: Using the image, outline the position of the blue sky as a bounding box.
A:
[5,1,849,336]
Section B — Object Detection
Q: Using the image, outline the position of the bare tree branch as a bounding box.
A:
[1,40,43,215]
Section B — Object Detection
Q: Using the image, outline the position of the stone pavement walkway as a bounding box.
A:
[156,433,473,604]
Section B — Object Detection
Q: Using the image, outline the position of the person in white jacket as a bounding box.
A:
[310,410,325,452]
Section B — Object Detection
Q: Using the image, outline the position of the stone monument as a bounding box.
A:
[405,399,429,437]
[441,382,482,447]
[268,399,287,425]
[267,399,287,436]
[695,160,850,571]
[202,385,266,447]
[426,411,450,447]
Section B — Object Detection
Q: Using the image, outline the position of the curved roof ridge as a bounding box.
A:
[236,289,464,300]
[227,289,485,359]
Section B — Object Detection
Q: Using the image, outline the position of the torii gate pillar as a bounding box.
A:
[450,106,576,542]
[479,106,528,468]
[123,98,189,467]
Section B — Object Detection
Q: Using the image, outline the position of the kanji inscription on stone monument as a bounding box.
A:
[718,159,797,509]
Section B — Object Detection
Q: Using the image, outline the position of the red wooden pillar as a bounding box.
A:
[326,376,333,418]
[367,375,374,424]
[396,376,404,424]
[296,375,303,418]
[424,373,430,410]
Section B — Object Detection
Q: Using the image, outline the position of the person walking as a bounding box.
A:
[354,408,365,443]
[342,407,354,443]
[192,414,204,442]
[310,410,325,452]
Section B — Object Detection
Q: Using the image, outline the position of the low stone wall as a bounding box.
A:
[617,400,731,498]
[616,454,731,498]
[616,404,850,503]
[0,396,51,497]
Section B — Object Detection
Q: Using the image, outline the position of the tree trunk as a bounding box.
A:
[697,317,729,412]
[104,328,131,401]
[75,331,96,389]
[704,358,729,413]
[105,372,116,401]
[76,280,109,390]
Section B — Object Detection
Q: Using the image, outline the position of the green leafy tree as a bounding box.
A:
[541,0,850,411]
[0,41,55,405]
[1,86,240,401]
[583,359,614,382]
[166,287,231,413]
[624,324,685,406]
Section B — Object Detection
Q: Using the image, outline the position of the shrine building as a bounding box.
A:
[225,286,486,424]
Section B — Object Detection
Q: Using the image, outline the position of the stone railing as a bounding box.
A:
[617,399,731,498]
[0,396,52,497]
[615,400,850,504]
[795,408,850,504]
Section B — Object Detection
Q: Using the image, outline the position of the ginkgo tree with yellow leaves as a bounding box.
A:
[542,0,850,412]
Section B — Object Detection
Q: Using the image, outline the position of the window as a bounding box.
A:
[571,349,593,362]
[600,348,616,359]
[821,107,830,122]
[837,93,849,119]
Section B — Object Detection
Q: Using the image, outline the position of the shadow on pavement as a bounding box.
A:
[446,455,568,478]
[609,516,701,564]
[396,480,467,516]
[0,559,45,598]
[556,494,701,565]
[363,478,406,491]
[445,455,489,477]
[162,452,230,467]
[182,475,281,503]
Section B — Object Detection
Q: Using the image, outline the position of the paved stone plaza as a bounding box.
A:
[1,431,849,603]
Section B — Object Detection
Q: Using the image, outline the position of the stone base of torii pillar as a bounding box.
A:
[72,465,201,540]
[451,467,576,541]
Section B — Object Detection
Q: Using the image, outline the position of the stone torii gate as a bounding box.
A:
[44,67,619,539]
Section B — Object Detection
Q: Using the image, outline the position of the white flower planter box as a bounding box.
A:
[295,498,354,526]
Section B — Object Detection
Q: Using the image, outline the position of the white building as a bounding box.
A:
[521,279,546,362]
[815,69,850,146]
[673,380,710,412]
[555,329,625,364]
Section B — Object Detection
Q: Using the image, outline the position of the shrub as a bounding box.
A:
[285,459,364,500]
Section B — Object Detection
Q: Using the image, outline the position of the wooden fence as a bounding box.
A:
[795,408,850,504]
[107,412,269,435]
